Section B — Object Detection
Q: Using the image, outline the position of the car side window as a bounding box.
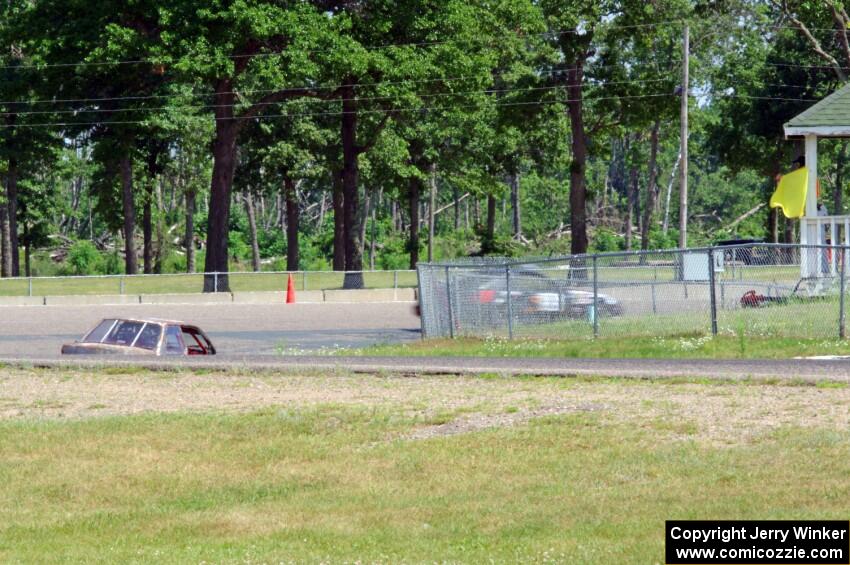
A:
[182,327,208,355]
[83,319,117,343]
[103,321,144,346]
[134,323,162,351]
[164,326,184,355]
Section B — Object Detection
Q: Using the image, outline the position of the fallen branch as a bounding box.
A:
[433,193,470,216]
[725,203,766,231]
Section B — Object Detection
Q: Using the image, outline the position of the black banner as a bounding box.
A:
[666,520,849,564]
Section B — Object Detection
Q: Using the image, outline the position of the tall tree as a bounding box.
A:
[157,1,335,290]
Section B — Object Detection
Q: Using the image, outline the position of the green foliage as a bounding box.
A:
[589,228,623,253]
[228,232,250,263]
[66,241,103,276]
[3,0,849,280]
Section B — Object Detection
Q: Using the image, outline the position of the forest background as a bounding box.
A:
[0,0,846,291]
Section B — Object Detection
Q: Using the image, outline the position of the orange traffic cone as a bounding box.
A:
[286,273,296,304]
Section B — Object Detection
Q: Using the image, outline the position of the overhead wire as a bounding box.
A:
[0,93,678,129]
[0,78,676,118]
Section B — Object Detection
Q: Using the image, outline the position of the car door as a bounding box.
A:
[181,326,216,355]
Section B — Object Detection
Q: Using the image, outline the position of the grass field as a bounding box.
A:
[436,296,844,342]
[360,334,850,359]
[0,270,418,296]
[2,367,850,562]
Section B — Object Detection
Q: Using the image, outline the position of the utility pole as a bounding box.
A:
[678,24,689,249]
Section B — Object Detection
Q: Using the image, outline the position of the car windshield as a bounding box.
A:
[102,320,144,347]
[82,319,117,343]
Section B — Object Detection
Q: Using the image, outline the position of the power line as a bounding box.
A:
[771,23,850,34]
[0,64,680,108]
[763,61,850,71]
[0,78,675,118]
[0,92,677,129]
[717,93,818,102]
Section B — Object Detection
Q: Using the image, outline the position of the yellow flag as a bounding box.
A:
[770,166,808,219]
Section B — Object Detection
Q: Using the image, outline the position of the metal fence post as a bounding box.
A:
[394,270,399,290]
[651,282,657,314]
[708,248,718,336]
[592,255,599,338]
[416,266,427,339]
[302,271,307,291]
[214,272,218,293]
[506,265,514,340]
[445,266,455,339]
[28,277,32,297]
[838,253,847,339]
[119,276,125,295]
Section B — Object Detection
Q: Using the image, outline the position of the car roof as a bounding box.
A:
[100,317,187,325]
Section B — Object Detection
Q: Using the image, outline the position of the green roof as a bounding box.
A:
[786,82,850,128]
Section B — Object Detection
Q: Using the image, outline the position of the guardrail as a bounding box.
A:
[0,270,418,297]
[417,243,850,340]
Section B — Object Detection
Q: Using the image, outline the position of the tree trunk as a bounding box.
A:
[185,189,196,273]
[484,194,496,254]
[244,190,261,272]
[332,172,345,271]
[203,83,239,292]
[23,220,30,277]
[369,188,379,270]
[274,192,284,232]
[510,170,521,239]
[566,64,589,255]
[409,175,420,269]
[285,177,300,271]
[0,185,9,278]
[154,178,164,274]
[770,208,779,244]
[390,199,399,232]
[640,120,661,252]
[662,151,681,235]
[120,154,138,275]
[359,186,370,257]
[143,183,153,274]
[453,184,460,230]
[626,165,637,251]
[428,163,437,262]
[784,217,795,244]
[7,158,19,276]
[341,84,364,288]
[318,192,327,229]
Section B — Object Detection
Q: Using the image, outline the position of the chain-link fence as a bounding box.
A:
[417,244,850,340]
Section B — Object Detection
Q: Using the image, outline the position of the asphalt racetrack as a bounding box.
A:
[3,301,850,381]
[0,302,422,357]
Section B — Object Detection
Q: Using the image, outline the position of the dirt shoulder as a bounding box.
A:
[2,367,849,445]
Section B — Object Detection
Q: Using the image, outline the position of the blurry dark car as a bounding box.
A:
[61,318,216,356]
[715,238,765,265]
[469,267,623,322]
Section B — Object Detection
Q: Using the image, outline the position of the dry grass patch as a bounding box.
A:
[3,367,850,561]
